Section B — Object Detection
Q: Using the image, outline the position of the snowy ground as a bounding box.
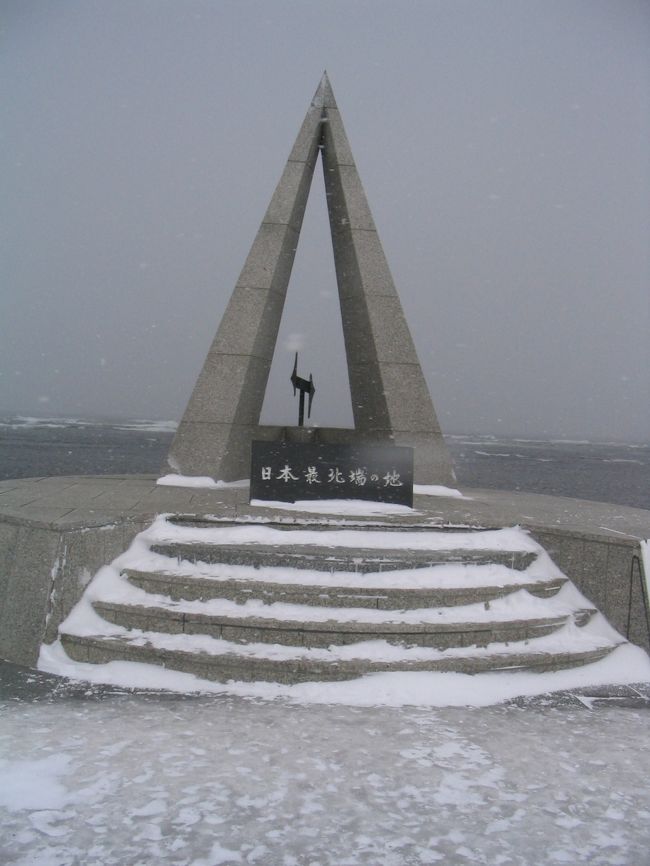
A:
[8,516,650,864]
[1,666,650,866]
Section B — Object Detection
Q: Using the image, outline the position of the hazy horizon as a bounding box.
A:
[2,410,649,447]
[2,1,649,443]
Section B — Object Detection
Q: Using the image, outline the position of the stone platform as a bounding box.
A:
[0,474,648,669]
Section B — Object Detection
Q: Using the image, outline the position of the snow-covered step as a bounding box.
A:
[123,566,566,609]
[166,515,499,533]
[59,625,620,684]
[92,598,595,650]
[149,542,536,573]
[146,524,541,551]
[49,515,628,689]
[146,524,541,573]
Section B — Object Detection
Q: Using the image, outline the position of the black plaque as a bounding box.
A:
[250,441,413,507]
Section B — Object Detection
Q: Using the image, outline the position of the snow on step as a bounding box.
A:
[123,568,566,611]
[149,543,537,573]
[146,520,540,551]
[60,612,621,664]
[59,617,621,684]
[90,566,585,626]
[122,556,564,591]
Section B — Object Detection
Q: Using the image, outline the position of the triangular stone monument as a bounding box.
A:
[165,73,455,486]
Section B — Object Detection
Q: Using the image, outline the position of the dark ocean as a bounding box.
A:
[0,417,648,511]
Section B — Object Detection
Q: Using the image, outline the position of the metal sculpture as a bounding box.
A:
[290,353,315,427]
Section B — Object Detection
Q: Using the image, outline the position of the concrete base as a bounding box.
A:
[0,474,648,667]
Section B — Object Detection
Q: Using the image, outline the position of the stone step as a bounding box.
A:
[60,631,618,684]
[167,516,498,533]
[52,512,630,692]
[92,600,594,650]
[149,542,536,573]
[124,568,567,609]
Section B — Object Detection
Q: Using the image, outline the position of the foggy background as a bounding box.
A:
[2,0,649,442]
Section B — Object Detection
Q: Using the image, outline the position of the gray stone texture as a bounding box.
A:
[0,515,144,666]
[124,568,565,610]
[60,632,614,684]
[529,529,648,651]
[90,598,575,652]
[320,88,453,485]
[164,73,455,484]
[148,541,535,573]
[0,524,59,667]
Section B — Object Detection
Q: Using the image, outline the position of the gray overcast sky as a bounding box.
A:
[2,0,649,441]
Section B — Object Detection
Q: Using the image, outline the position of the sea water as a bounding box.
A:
[1,417,648,510]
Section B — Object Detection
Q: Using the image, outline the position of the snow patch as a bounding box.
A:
[414,485,468,499]
[157,474,248,489]
[0,754,71,812]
